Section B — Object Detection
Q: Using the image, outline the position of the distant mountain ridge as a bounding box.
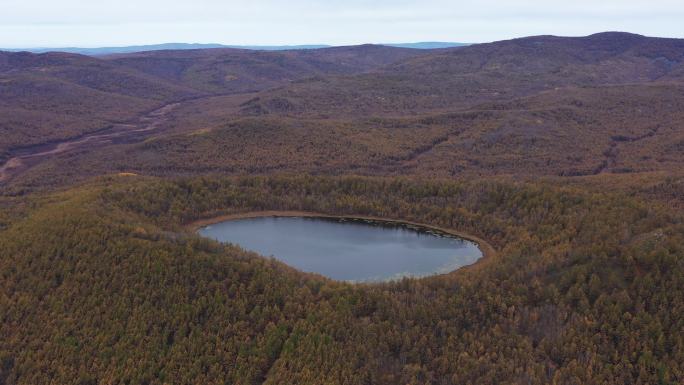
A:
[2,42,468,55]
[384,42,469,49]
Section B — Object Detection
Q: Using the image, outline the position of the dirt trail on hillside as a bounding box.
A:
[0,102,180,185]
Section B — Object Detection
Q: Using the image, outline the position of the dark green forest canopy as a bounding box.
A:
[1,175,683,384]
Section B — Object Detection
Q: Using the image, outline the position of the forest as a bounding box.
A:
[1,175,682,384]
[3,32,684,190]
[2,31,684,384]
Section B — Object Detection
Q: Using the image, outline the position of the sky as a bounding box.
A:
[2,0,684,48]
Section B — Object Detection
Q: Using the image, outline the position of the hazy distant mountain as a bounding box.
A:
[2,43,332,56]
[3,42,467,55]
[384,42,469,49]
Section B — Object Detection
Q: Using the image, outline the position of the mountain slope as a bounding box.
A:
[0,51,198,153]
[26,82,677,184]
[242,32,684,117]
[0,45,423,156]
[106,45,425,93]
[6,33,684,188]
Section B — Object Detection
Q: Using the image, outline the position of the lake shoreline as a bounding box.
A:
[185,211,497,273]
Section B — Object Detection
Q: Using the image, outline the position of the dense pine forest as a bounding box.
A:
[1,175,683,384]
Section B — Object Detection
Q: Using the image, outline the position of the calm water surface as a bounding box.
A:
[198,217,482,282]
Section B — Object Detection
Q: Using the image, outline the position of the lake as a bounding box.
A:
[198,216,483,282]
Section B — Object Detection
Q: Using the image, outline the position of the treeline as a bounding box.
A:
[1,175,682,384]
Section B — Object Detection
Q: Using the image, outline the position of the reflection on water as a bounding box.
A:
[199,217,482,282]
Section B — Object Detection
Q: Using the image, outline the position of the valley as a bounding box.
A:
[0,102,179,183]
[2,33,684,191]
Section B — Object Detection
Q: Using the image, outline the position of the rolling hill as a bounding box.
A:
[104,45,425,93]
[11,33,678,187]
[0,45,424,159]
[0,51,196,154]
[241,32,684,117]
[1,32,684,384]
[3,33,684,188]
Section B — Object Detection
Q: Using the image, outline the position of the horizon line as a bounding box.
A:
[3,31,682,52]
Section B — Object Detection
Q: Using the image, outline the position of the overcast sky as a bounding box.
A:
[2,0,683,48]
